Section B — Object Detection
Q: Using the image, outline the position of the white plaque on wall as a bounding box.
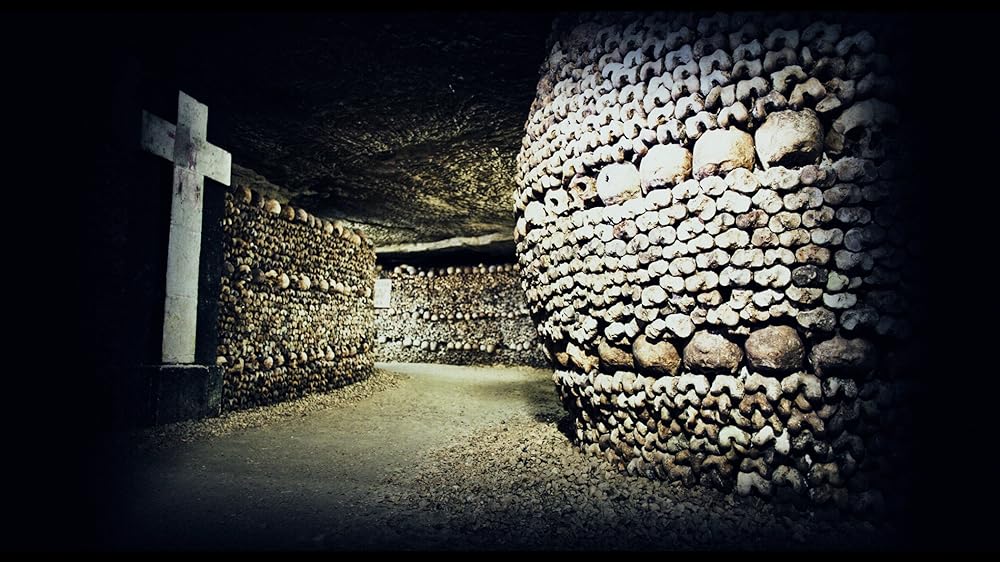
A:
[374,279,392,308]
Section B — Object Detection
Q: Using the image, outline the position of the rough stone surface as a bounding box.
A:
[162,14,554,246]
[683,331,743,374]
[744,326,805,374]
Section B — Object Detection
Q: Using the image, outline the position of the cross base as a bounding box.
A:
[116,364,222,426]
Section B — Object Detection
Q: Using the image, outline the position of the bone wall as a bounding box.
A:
[514,12,922,512]
[216,185,377,411]
[375,263,546,367]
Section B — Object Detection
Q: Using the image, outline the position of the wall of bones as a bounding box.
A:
[375,263,547,367]
[215,185,377,411]
[514,12,922,511]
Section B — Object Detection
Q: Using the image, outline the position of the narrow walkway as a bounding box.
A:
[97,363,897,550]
[99,363,558,550]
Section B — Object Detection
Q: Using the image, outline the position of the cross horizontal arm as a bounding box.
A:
[196,137,232,186]
[140,110,175,162]
[140,109,232,186]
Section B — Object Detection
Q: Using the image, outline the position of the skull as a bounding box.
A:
[825,98,899,160]
[568,175,598,209]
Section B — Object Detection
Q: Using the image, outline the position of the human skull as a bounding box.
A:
[825,98,899,160]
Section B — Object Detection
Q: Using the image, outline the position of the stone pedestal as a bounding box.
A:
[119,364,222,426]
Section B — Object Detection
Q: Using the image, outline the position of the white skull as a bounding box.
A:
[568,175,598,209]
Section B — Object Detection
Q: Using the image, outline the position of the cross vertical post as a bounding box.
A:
[140,91,231,364]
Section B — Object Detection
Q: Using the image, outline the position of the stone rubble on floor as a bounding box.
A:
[384,413,895,550]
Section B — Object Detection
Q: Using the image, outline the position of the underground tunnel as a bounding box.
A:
[44,8,995,553]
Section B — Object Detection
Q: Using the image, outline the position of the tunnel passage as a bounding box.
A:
[375,261,547,367]
[513,12,923,512]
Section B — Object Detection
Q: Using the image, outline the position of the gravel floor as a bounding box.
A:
[384,412,899,550]
[105,364,902,550]
[127,369,407,451]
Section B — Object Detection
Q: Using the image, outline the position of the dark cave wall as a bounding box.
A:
[87,52,234,428]
[375,263,546,367]
[514,12,924,512]
[216,185,376,411]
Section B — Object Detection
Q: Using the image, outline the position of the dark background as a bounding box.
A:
[2,8,996,551]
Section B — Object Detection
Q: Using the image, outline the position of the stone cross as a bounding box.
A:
[374,279,393,309]
[140,91,231,364]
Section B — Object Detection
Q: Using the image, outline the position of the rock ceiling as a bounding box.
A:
[149,12,554,246]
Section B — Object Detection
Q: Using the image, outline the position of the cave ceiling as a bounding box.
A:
[138,12,554,246]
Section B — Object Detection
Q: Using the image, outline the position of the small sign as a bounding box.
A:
[374,279,392,309]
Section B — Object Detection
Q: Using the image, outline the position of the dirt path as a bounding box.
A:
[97,363,899,551]
[98,363,559,550]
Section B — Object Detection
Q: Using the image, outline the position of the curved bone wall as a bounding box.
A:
[514,12,921,511]
[376,263,546,367]
[216,185,377,411]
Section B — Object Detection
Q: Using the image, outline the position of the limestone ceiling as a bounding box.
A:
[152,12,554,246]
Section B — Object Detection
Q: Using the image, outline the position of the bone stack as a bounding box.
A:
[216,185,377,411]
[514,12,921,512]
[375,263,546,367]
